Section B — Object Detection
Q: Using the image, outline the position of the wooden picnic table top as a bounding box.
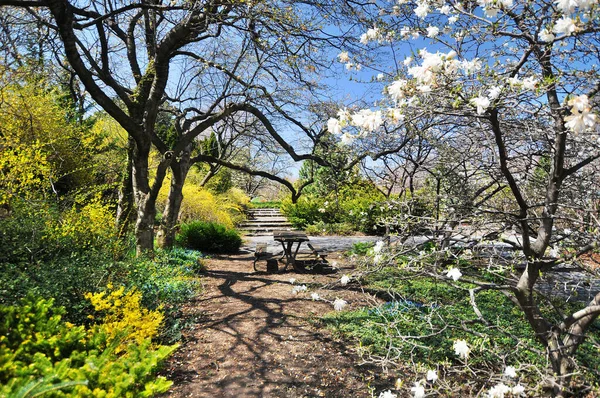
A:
[272,231,309,242]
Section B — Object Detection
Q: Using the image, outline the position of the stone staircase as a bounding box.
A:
[238,208,294,236]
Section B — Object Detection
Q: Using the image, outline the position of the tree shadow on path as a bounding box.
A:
[162,253,387,398]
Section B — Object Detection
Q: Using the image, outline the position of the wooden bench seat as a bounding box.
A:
[254,243,277,272]
[307,243,328,262]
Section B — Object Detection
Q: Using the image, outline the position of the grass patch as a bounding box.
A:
[321,266,600,389]
[248,201,281,208]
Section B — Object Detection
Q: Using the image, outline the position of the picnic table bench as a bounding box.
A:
[253,231,329,273]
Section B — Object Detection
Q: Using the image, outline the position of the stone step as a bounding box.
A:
[239,222,293,228]
[247,211,282,216]
[241,227,295,234]
[247,216,287,222]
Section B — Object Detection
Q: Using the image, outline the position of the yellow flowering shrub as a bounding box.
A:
[41,198,120,257]
[0,80,112,206]
[1,295,175,397]
[157,176,237,228]
[85,285,163,353]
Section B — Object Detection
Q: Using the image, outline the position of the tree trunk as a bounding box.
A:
[548,341,572,398]
[131,140,156,256]
[115,137,135,239]
[157,147,192,249]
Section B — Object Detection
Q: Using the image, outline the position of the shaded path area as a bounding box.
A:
[162,251,386,397]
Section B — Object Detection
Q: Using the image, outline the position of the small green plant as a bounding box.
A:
[346,241,375,256]
[0,295,176,397]
[176,220,242,253]
[127,248,204,343]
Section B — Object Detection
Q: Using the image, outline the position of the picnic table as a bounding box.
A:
[253,231,330,273]
[273,231,310,272]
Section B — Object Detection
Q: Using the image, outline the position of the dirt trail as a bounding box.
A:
[161,252,387,397]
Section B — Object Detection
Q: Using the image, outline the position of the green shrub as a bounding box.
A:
[0,295,176,397]
[126,248,204,343]
[305,221,356,236]
[345,241,375,256]
[281,197,326,229]
[176,221,242,253]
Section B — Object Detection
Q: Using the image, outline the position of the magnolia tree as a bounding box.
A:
[325,0,600,395]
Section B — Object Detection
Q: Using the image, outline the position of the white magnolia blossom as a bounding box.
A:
[388,108,405,123]
[337,51,350,63]
[448,15,459,24]
[512,384,526,396]
[373,254,383,264]
[289,278,296,284]
[333,298,348,311]
[487,382,511,398]
[555,0,579,13]
[568,94,590,112]
[426,369,438,383]
[439,4,452,14]
[553,16,577,36]
[327,117,342,134]
[400,26,412,38]
[488,86,502,99]
[351,109,384,132]
[522,77,538,91]
[504,365,517,378]
[388,79,408,101]
[461,58,483,74]
[404,56,414,66]
[340,132,356,145]
[373,240,385,254]
[483,6,499,18]
[565,109,597,133]
[337,108,351,123]
[311,292,321,301]
[507,76,521,87]
[414,2,430,18]
[377,73,385,80]
[340,275,351,285]
[427,25,440,38]
[408,50,457,85]
[471,95,491,115]
[578,0,598,9]
[318,207,326,213]
[411,382,426,398]
[453,339,471,358]
[539,28,555,42]
[378,390,397,398]
[446,267,463,281]
[565,95,597,133]
[417,84,432,93]
[360,26,381,44]
[292,284,307,294]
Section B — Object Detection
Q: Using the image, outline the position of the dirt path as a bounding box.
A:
[161,252,388,397]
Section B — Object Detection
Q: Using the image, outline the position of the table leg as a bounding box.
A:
[291,242,304,271]
[278,241,290,271]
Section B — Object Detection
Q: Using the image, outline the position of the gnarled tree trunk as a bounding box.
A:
[116,137,135,239]
[157,146,192,249]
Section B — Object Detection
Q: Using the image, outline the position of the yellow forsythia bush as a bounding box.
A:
[0,295,176,397]
[85,285,163,353]
[157,176,236,228]
[45,198,119,254]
